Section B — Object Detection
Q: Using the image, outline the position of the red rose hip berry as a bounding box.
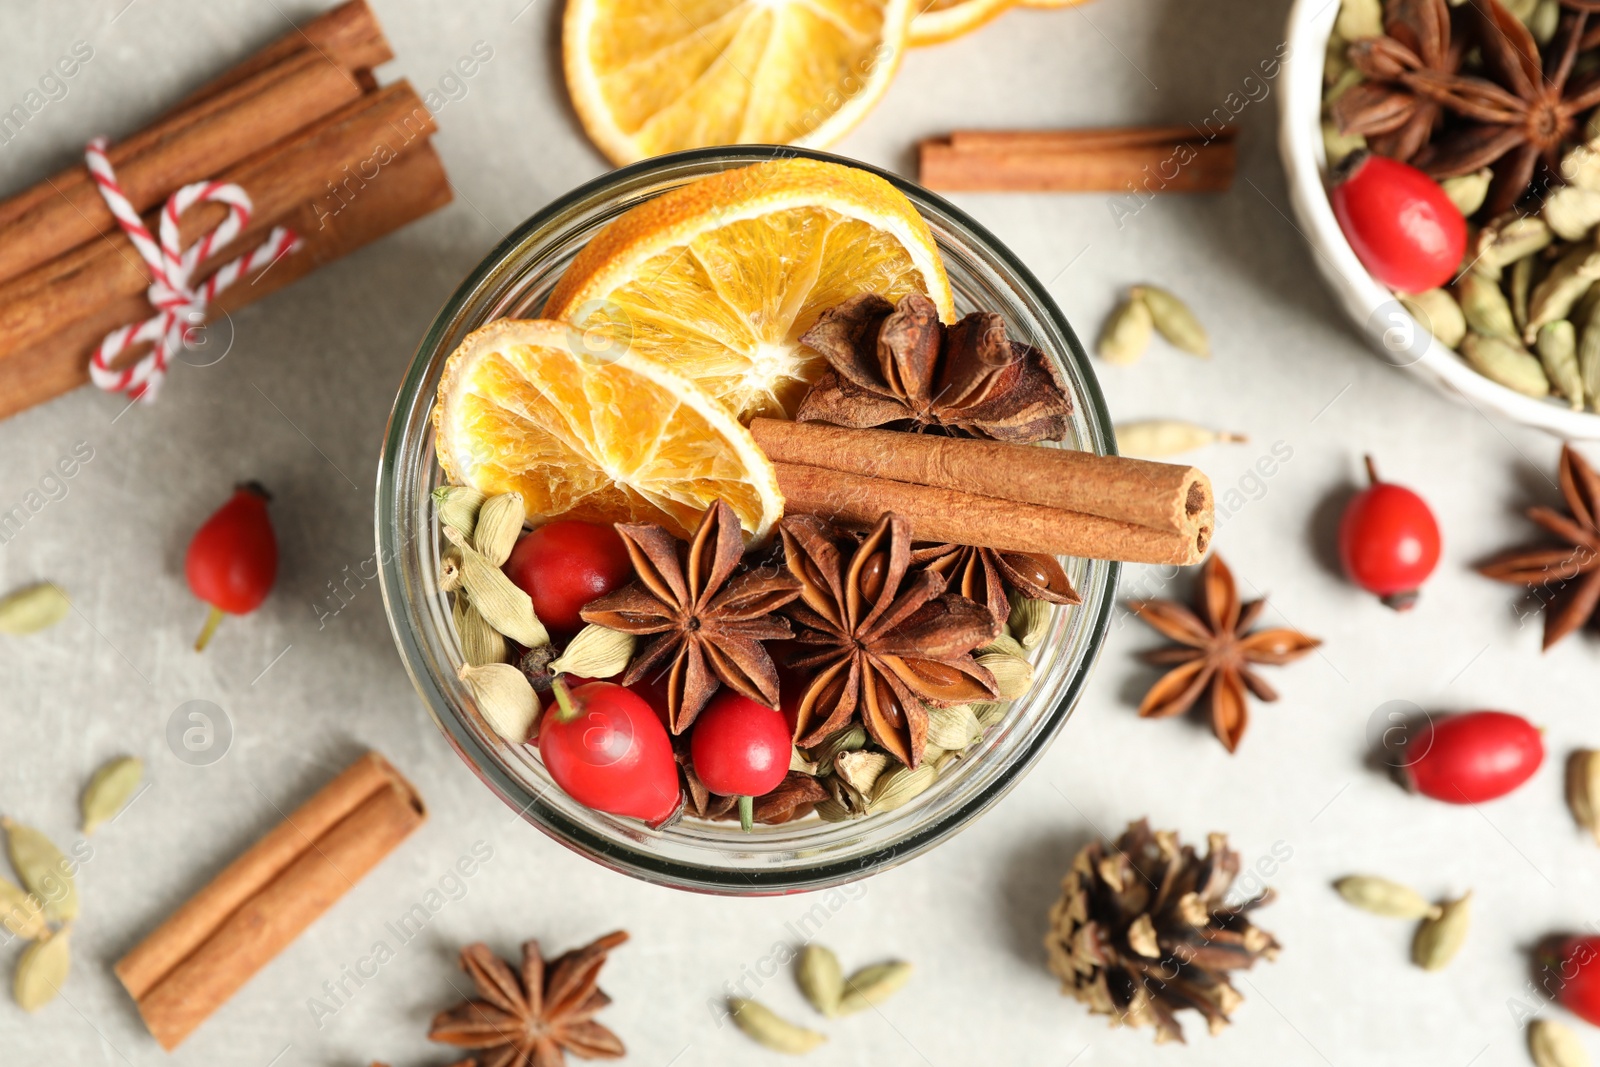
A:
[1551,936,1600,1026]
[504,520,634,634]
[690,690,792,831]
[186,482,278,652]
[1339,455,1441,611]
[1331,152,1466,294]
[538,680,680,824]
[1403,710,1542,804]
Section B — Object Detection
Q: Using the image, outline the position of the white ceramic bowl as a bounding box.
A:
[1279,0,1600,439]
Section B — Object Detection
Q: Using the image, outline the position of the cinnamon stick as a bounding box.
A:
[774,463,1208,565]
[0,39,383,285]
[750,419,1210,538]
[0,139,451,420]
[116,752,425,1050]
[919,126,1238,193]
[0,81,437,366]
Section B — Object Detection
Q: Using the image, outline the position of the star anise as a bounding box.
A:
[780,512,999,766]
[1128,555,1322,753]
[1478,444,1600,649]
[580,500,802,734]
[795,292,1073,443]
[911,542,1080,629]
[429,932,628,1067]
[1332,0,1465,162]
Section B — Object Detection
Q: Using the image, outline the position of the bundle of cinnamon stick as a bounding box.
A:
[750,419,1213,566]
[0,0,452,420]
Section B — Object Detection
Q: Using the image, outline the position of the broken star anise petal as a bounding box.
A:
[913,542,1079,629]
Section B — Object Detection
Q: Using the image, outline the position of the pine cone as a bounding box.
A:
[1044,819,1281,1045]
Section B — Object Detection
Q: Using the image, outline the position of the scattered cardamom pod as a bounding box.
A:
[1400,289,1468,349]
[1132,285,1209,357]
[835,750,891,796]
[1460,333,1551,398]
[925,703,982,751]
[1096,295,1153,365]
[547,624,635,679]
[453,596,509,666]
[457,663,538,744]
[14,925,70,1012]
[1412,891,1471,971]
[472,492,526,567]
[728,998,826,1054]
[1335,0,1382,40]
[0,582,70,636]
[1539,321,1586,411]
[1530,1017,1590,1067]
[1007,592,1050,650]
[1566,749,1600,845]
[433,485,486,538]
[2,819,76,923]
[806,725,867,767]
[1544,185,1600,242]
[0,877,46,940]
[1456,271,1518,340]
[1441,168,1492,217]
[976,650,1034,700]
[1334,875,1441,920]
[868,765,937,815]
[1115,420,1246,458]
[80,756,143,835]
[838,961,913,1015]
[1527,245,1600,340]
[444,527,549,648]
[972,701,1008,728]
[796,944,844,1017]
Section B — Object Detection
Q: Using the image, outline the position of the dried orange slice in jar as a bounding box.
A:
[432,319,783,540]
[544,158,955,423]
[908,0,1016,46]
[562,0,917,165]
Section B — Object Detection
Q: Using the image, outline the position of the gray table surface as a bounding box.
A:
[1,1,1594,1065]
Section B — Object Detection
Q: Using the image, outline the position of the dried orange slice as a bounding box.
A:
[908,0,1015,45]
[432,319,783,540]
[562,0,917,165]
[544,158,954,423]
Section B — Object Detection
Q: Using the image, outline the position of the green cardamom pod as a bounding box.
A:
[976,650,1034,700]
[838,961,913,1015]
[1565,143,1600,191]
[728,998,826,1054]
[1440,169,1492,217]
[925,703,982,751]
[814,796,854,822]
[0,877,46,940]
[796,944,844,1017]
[1479,216,1552,275]
[81,756,143,835]
[1132,285,1209,357]
[1412,891,1471,971]
[834,750,890,796]
[1580,302,1600,411]
[828,774,869,815]
[1455,272,1517,339]
[457,663,538,744]
[1544,185,1600,241]
[1096,296,1153,365]
[1335,0,1382,39]
[548,624,635,679]
[1529,1017,1589,1067]
[444,527,549,648]
[1400,289,1467,349]
[473,493,526,567]
[1115,419,1246,459]
[972,701,1009,728]
[1566,749,1600,845]
[806,725,867,767]
[1460,333,1551,398]
[1527,244,1600,340]
[868,765,937,815]
[789,749,820,776]
[1321,121,1366,168]
[978,633,1026,659]
[453,597,509,666]
[1511,256,1535,335]
[1007,592,1051,650]
[1334,875,1440,919]
[0,582,70,636]
[440,547,464,594]
[433,485,486,539]
[1530,0,1560,44]
[14,925,70,1012]
[1538,321,1585,411]
[3,819,76,922]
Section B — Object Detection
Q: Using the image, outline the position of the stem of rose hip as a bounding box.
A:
[550,675,581,723]
[1365,454,1381,486]
[738,794,754,833]
[194,606,226,652]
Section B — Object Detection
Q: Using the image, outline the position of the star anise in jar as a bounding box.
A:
[1478,444,1600,649]
[1128,555,1322,753]
[1332,0,1466,163]
[428,932,628,1067]
[580,499,801,734]
[794,292,1073,444]
[780,511,999,767]
[911,542,1080,630]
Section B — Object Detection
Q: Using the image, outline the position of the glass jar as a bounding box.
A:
[377,146,1117,894]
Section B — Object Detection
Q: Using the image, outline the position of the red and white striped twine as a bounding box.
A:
[83,137,300,402]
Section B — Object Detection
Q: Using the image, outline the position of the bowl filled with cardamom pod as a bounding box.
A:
[1282,0,1600,438]
[378,147,1135,893]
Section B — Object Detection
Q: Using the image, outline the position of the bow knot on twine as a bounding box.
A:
[83,137,299,401]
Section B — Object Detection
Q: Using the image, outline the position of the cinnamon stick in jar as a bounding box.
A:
[115,752,425,1050]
